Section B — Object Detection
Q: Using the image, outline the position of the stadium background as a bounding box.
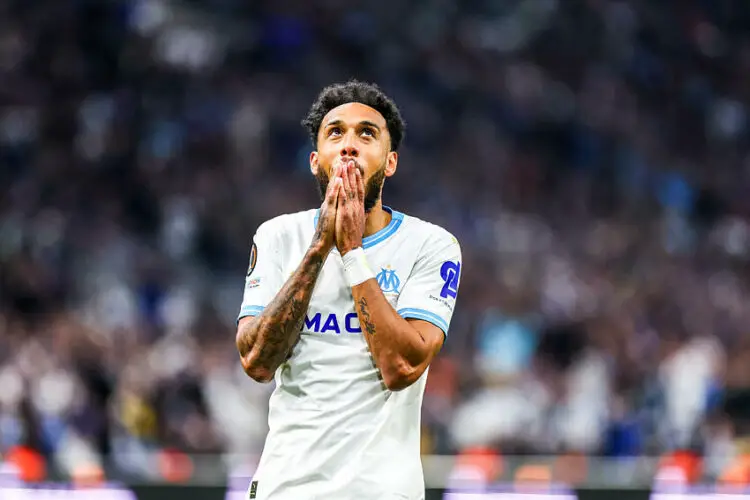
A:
[2,0,750,498]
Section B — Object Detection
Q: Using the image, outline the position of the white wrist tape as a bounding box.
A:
[342,247,375,287]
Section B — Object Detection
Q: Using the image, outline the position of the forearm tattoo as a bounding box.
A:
[358,297,376,336]
[239,250,324,372]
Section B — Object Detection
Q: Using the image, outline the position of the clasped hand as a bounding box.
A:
[314,161,366,256]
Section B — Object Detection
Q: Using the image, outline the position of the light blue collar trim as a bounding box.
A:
[313,206,404,249]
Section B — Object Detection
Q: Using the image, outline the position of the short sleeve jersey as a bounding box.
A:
[238,207,462,500]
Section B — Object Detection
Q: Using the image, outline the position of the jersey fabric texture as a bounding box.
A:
[237,207,462,500]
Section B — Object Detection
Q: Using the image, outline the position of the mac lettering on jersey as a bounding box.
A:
[304,311,362,334]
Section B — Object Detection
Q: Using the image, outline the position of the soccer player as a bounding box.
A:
[235,81,462,500]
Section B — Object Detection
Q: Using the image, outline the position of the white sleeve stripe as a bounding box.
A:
[397,308,449,335]
[237,305,265,321]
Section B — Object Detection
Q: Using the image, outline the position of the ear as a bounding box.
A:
[384,151,398,178]
[309,151,319,175]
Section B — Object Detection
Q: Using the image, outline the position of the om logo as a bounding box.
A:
[440,261,461,299]
[376,267,401,293]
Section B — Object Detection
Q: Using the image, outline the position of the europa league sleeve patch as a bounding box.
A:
[247,243,258,276]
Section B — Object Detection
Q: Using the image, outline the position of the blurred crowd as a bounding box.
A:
[2,0,750,485]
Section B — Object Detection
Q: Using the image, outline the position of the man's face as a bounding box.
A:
[311,102,398,212]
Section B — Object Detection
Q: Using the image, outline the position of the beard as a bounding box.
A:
[315,162,386,213]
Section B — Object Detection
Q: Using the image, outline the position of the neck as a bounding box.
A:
[364,201,391,238]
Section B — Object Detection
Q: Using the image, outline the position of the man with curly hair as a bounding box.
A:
[236,80,462,500]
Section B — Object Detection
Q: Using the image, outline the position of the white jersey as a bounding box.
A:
[237,207,462,500]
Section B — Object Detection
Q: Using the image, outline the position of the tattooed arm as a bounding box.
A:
[351,236,462,391]
[334,161,460,391]
[236,247,327,382]
[236,170,344,383]
[351,283,445,391]
[332,161,445,391]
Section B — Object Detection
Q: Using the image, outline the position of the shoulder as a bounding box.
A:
[255,209,317,238]
[400,211,461,252]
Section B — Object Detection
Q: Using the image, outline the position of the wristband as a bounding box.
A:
[342,247,375,287]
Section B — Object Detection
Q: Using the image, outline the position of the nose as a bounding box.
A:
[340,141,358,158]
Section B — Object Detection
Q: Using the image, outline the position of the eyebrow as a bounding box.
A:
[325,119,382,132]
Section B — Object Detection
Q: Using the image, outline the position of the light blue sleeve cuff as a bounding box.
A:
[397,307,450,336]
[237,305,265,325]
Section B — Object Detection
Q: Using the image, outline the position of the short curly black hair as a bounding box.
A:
[301,80,406,151]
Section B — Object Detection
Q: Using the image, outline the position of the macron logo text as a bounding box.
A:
[304,312,361,334]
